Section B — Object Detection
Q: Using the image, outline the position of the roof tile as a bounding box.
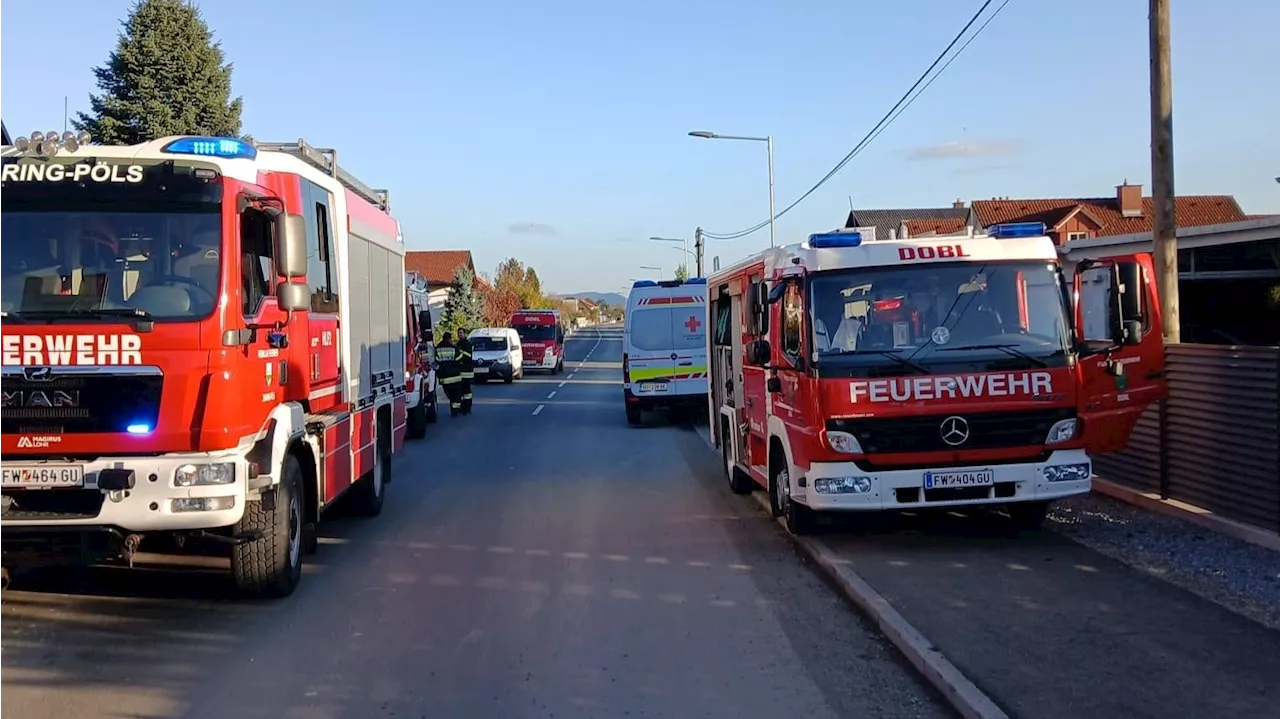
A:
[405,250,475,285]
[972,195,1246,236]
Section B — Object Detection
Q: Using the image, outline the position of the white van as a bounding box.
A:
[622,278,709,425]
[469,327,523,383]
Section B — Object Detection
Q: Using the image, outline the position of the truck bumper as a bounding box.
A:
[1,450,251,534]
[798,449,1092,511]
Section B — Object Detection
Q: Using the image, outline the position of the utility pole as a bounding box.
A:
[694,227,705,277]
[1150,0,1179,342]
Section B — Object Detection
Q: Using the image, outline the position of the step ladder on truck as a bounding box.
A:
[705,223,1168,535]
[1,132,409,598]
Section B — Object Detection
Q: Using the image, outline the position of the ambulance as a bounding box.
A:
[1,131,408,597]
[622,278,709,425]
[706,224,1167,534]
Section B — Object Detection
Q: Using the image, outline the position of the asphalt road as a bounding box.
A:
[1,326,951,719]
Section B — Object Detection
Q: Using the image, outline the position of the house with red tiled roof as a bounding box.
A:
[969,183,1248,247]
[404,250,483,325]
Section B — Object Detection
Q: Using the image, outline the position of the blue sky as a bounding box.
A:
[3,0,1278,294]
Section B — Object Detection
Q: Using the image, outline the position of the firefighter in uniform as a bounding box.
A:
[456,327,475,415]
[435,331,463,416]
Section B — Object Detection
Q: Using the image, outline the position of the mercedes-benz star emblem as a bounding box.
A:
[939,416,970,446]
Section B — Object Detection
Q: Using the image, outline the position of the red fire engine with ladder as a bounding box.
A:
[707,224,1167,534]
[0,130,408,597]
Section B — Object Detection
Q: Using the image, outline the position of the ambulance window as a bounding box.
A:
[628,308,674,351]
[240,208,275,317]
[781,282,804,364]
[674,308,706,350]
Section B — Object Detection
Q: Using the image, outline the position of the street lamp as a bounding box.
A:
[689,130,776,248]
[649,235,689,259]
[639,264,663,279]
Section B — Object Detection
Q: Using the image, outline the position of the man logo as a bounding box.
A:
[23,366,54,382]
[939,416,970,446]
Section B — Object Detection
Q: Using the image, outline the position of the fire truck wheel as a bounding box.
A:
[625,404,642,426]
[723,432,752,495]
[426,390,439,424]
[775,465,816,534]
[231,455,304,598]
[407,391,428,440]
[349,421,390,517]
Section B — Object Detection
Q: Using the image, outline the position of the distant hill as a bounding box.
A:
[556,291,626,307]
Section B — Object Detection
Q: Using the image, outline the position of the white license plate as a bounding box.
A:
[637,381,669,393]
[475,366,489,374]
[924,469,994,490]
[2,465,85,489]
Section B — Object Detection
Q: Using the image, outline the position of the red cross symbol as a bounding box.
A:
[685,315,702,333]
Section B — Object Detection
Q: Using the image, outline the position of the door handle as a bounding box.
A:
[678,361,693,366]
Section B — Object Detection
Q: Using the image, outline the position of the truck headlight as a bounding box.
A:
[825,431,863,454]
[1044,419,1078,445]
[174,462,235,487]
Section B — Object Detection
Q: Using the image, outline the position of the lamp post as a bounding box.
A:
[649,235,689,259]
[689,130,775,248]
[639,264,663,279]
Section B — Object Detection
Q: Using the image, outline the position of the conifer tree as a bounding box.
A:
[74,0,243,144]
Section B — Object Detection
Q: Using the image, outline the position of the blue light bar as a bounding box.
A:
[808,232,862,248]
[126,423,152,435]
[631,280,658,288]
[161,136,258,160]
[989,222,1046,239]
[684,277,707,285]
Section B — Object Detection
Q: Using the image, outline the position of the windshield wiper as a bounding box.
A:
[936,343,1050,368]
[1,307,156,327]
[828,349,931,375]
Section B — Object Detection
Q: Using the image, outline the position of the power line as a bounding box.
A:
[702,0,1009,241]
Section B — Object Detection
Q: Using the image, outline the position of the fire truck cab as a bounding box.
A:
[405,271,438,437]
[707,224,1167,534]
[1,131,408,597]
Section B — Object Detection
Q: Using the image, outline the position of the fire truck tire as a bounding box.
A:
[625,404,642,426]
[349,420,390,517]
[231,455,304,598]
[722,427,753,495]
[406,391,428,440]
[774,461,815,534]
[426,390,439,424]
[1006,501,1049,531]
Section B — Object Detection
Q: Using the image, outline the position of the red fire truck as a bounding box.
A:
[405,270,438,437]
[0,131,408,597]
[707,224,1166,534]
[510,309,565,373]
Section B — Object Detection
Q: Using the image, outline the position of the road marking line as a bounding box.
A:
[709,599,736,608]
[609,588,641,600]
[558,381,567,388]
[686,560,711,567]
[564,552,590,560]
[525,548,551,556]
[601,554,629,562]
[644,556,669,564]
[532,404,545,416]
[488,546,515,554]
[728,563,753,571]
[547,391,557,399]
[447,544,476,551]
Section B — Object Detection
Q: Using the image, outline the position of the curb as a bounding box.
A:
[750,493,1010,719]
[1092,477,1280,553]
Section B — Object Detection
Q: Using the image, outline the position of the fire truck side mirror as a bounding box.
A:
[750,339,772,365]
[274,213,309,278]
[276,281,311,313]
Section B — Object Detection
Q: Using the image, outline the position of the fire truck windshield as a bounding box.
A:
[807,260,1072,374]
[514,324,556,342]
[1,209,222,319]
